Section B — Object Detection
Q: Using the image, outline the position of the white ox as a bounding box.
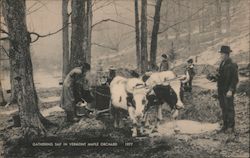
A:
[110,76,148,137]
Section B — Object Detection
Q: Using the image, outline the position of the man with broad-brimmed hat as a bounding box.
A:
[159,54,169,71]
[207,45,239,134]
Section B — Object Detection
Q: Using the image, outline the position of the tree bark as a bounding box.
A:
[86,0,92,65]
[70,0,85,69]
[140,0,148,73]
[150,0,163,67]
[134,0,141,71]
[2,0,47,139]
[0,80,6,106]
[62,0,70,80]
[1,1,18,105]
[0,4,6,106]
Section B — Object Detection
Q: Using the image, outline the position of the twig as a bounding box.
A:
[92,18,134,29]
[92,42,117,51]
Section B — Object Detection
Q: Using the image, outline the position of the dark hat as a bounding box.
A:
[109,65,116,70]
[162,54,167,59]
[187,58,193,63]
[219,45,232,54]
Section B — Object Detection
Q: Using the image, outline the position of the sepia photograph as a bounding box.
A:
[0,0,249,157]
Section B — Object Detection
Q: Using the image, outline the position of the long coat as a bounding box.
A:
[60,67,87,112]
[159,59,169,71]
[217,58,239,94]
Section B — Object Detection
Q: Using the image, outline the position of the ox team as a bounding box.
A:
[60,45,238,136]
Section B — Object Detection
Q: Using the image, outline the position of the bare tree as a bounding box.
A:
[187,0,192,51]
[70,0,85,69]
[141,0,148,73]
[62,0,70,80]
[215,0,222,34]
[2,0,51,139]
[150,0,163,67]
[225,0,231,34]
[84,0,92,65]
[0,2,6,106]
[134,0,141,71]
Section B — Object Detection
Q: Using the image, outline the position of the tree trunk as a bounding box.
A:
[187,1,191,52]
[86,0,92,65]
[2,0,47,139]
[70,0,85,69]
[199,0,205,33]
[150,0,163,67]
[0,4,6,106]
[216,0,222,35]
[1,1,18,105]
[0,80,6,106]
[62,0,70,80]
[175,0,181,40]
[140,0,148,73]
[226,0,231,34]
[134,0,141,71]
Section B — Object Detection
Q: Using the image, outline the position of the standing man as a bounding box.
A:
[61,63,92,122]
[159,54,169,71]
[207,46,239,133]
[182,58,196,92]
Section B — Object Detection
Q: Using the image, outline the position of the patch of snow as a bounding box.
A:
[157,120,220,136]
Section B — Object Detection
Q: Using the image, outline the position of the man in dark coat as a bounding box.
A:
[159,54,169,71]
[61,63,92,122]
[183,58,196,92]
[207,45,239,133]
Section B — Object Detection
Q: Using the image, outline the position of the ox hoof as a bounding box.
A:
[132,129,138,137]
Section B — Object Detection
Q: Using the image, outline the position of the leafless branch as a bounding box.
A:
[93,0,113,12]
[29,23,70,43]
[92,18,135,29]
[26,5,44,15]
[92,42,118,51]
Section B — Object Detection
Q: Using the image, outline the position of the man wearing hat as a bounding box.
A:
[207,45,239,134]
[182,58,196,92]
[159,54,169,72]
[61,63,93,122]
